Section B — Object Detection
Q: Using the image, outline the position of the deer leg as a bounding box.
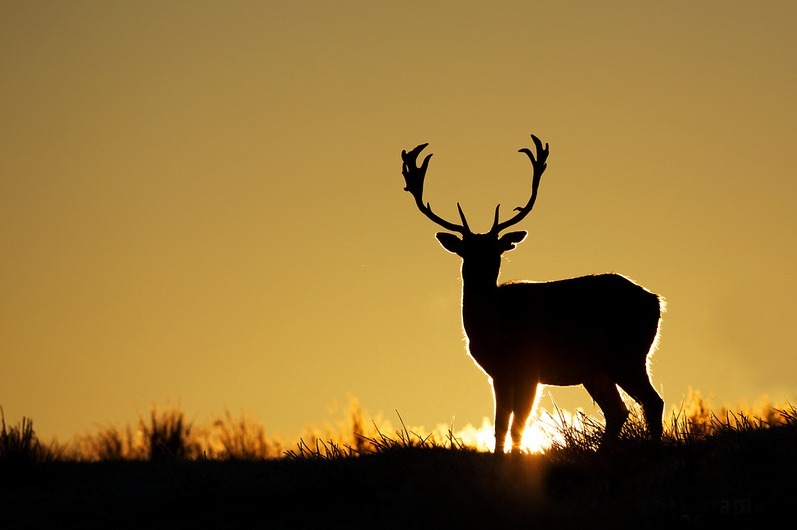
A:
[618,371,664,441]
[492,379,513,454]
[583,376,629,446]
[510,381,538,452]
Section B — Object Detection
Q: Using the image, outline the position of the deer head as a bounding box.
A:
[401,134,550,285]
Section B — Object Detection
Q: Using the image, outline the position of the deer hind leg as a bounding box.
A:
[617,370,664,441]
[492,378,513,454]
[509,381,538,452]
[583,376,629,446]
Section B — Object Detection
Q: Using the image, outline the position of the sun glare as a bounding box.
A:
[450,407,574,454]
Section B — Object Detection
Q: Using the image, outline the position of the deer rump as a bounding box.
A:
[464,273,663,387]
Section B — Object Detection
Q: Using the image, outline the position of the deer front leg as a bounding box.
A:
[492,378,513,453]
[510,380,538,452]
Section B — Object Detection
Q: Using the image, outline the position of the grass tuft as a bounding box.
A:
[0,407,61,467]
[208,409,282,460]
[138,405,200,461]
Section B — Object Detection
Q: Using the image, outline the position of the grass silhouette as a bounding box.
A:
[0,406,63,467]
[1,393,795,527]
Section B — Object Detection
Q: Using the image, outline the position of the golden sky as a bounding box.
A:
[2,1,796,442]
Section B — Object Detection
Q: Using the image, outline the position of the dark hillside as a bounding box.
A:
[2,422,795,529]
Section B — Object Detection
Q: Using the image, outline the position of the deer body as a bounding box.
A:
[402,134,664,452]
[462,275,661,386]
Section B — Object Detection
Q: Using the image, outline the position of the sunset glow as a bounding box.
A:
[2,2,796,446]
[451,411,569,454]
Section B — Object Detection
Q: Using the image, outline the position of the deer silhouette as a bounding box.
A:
[401,134,664,453]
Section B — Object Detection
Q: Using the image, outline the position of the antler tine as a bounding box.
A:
[402,143,470,235]
[456,203,471,233]
[490,133,549,235]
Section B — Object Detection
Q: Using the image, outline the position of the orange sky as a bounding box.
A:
[2,1,796,443]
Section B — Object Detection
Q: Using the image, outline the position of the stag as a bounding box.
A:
[401,134,664,453]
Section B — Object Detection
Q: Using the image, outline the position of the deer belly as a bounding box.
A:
[468,338,605,386]
[532,338,608,385]
[538,359,599,386]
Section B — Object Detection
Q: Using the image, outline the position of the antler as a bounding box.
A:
[401,143,470,234]
[489,134,550,235]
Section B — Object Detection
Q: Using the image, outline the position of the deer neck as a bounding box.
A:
[459,263,500,335]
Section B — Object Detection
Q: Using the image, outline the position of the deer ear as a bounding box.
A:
[435,232,463,255]
[498,231,527,252]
